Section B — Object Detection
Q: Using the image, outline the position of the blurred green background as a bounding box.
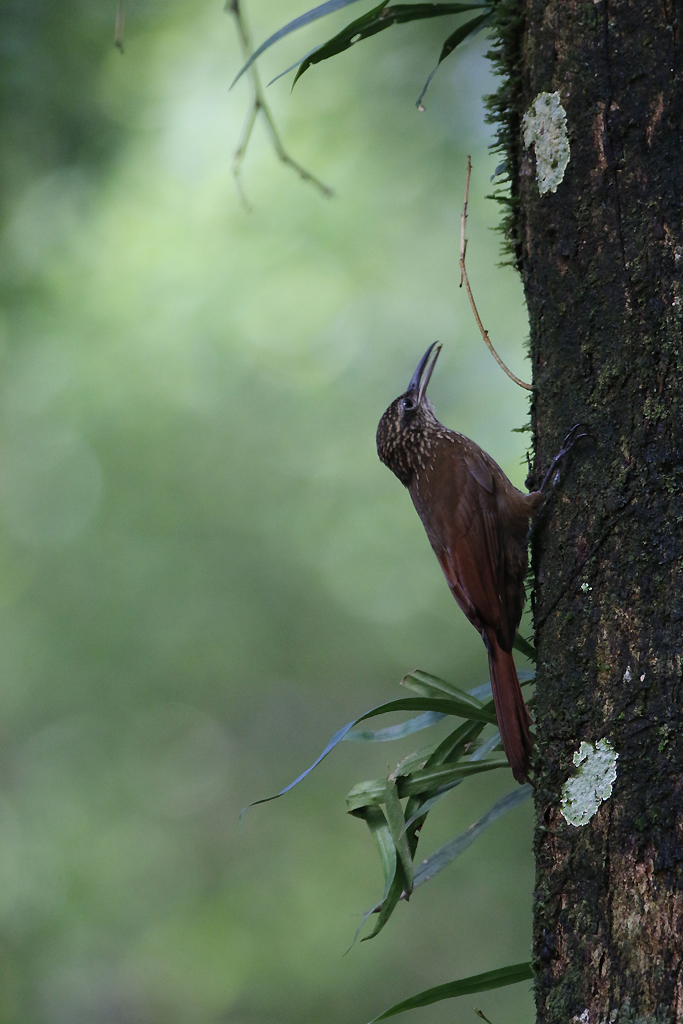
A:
[0,2,535,1022]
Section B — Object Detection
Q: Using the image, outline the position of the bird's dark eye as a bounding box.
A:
[402,397,416,412]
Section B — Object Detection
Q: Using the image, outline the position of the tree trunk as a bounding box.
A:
[493,2,683,1022]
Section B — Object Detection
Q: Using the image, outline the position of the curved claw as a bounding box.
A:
[538,423,590,494]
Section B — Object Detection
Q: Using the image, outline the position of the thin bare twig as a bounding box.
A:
[227,0,333,207]
[459,156,532,391]
[114,0,125,52]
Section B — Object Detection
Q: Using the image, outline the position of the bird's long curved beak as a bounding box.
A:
[408,342,442,403]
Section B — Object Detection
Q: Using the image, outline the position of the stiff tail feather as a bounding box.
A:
[486,641,533,784]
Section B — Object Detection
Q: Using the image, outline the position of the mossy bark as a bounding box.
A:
[495,2,683,1022]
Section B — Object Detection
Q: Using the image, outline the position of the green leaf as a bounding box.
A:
[384,779,414,893]
[412,785,532,889]
[346,805,402,949]
[437,8,491,60]
[358,805,397,901]
[345,710,445,742]
[401,670,497,723]
[241,695,494,824]
[289,2,489,86]
[400,782,461,835]
[366,962,534,1021]
[347,777,393,812]
[415,10,492,108]
[362,865,405,941]
[513,632,537,662]
[393,744,438,776]
[231,0,370,87]
[399,718,488,833]
[424,718,485,768]
[401,755,508,796]
[468,729,501,762]
[347,755,509,812]
[399,729,502,835]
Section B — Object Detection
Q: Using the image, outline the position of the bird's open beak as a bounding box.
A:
[408,342,442,403]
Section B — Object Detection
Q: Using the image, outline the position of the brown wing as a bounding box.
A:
[409,435,534,783]
[411,440,513,650]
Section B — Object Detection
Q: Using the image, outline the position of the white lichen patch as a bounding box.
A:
[560,739,618,826]
[522,91,570,194]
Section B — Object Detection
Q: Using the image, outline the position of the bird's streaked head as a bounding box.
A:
[376,342,442,486]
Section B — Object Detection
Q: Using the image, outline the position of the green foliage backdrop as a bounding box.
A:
[0,2,533,1021]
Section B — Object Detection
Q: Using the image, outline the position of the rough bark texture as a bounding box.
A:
[494,2,683,1023]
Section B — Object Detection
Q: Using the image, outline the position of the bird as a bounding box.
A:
[376,342,541,784]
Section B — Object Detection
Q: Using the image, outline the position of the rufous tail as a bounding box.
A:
[486,640,533,784]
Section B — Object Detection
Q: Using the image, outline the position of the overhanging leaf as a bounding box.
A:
[415,10,492,108]
[231,0,370,87]
[289,2,490,86]
[366,962,534,1021]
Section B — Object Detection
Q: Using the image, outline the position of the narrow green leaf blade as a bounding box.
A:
[359,805,397,900]
[400,779,463,835]
[290,1,489,85]
[345,710,446,742]
[231,0,369,87]
[425,718,485,768]
[401,754,509,796]
[401,671,497,723]
[513,632,537,662]
[415,10,491,108]
[412,784,532,889]
[468,729,501,762]
[392,2,488,21]
[362,868,406,941]
[347,807,401,949]
[384,778,414,893]
[393,745,437,778]
[400,730,502,835]
[241,695,492,823]
[436,8,490,60]
[292,0,390,85]
[347,755,508,812]
[346,777,387,812]
[367,962,533,1021]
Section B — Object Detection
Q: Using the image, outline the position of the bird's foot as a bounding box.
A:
[538,422,590,494]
